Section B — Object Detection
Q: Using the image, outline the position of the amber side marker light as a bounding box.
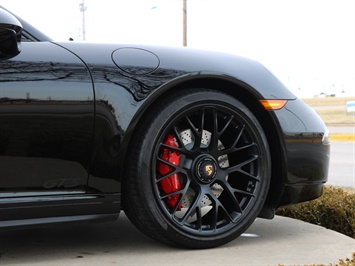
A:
[259,100,288,110]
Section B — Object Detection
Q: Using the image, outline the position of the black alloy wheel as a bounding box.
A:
[123,89,271,248]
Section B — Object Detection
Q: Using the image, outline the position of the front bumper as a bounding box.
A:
[274,98,330,206]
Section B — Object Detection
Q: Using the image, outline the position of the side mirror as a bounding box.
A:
[0,8,22,59]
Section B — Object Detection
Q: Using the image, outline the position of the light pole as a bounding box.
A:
[79,0,87,40]
[183,0,187,46]
[152,1,187,46]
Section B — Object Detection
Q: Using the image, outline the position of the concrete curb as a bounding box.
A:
[328,127,354,141]
[331,134,355,141]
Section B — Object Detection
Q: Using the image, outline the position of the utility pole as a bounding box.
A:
[79,0,87,40]
[183,0,187,46]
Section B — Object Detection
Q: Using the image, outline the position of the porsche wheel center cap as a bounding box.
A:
[196,157,218,183]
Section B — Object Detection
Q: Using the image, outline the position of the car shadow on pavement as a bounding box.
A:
[1,214,351,265]
[0,213,167,262]
[0,213,265,265]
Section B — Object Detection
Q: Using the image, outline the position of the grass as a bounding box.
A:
[302,96,355,127]
[316,109,355,125]
[302,97,355,107]
[301,97,354,141]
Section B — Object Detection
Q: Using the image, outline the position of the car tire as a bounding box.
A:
[123,89,271,248]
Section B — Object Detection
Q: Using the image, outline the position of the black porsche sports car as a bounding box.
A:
[0,6,330,248]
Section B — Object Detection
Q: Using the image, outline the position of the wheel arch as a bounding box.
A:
[121,73,287,216]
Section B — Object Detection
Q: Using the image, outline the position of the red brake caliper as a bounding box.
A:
[158,134,182,210]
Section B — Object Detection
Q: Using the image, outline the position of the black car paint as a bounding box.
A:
[0,7,329,227]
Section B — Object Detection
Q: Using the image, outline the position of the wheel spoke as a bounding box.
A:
[232,124,245,148]
[199,109,205,142]
[210,201,218,230]
[218,115,234,137]
[236,142,257,152]
[209,111,235,156]
[237,169,261,182]
[195,207,203,232]
[208,108,219,151]
[215,182,244,213]
[156,156,179,171]
[224,179,255,198]
[160,141,193,157]
[220,143,256,159]
[155,157,187,181]
[225,155,259,180]
[159,188,185,200]
[218,125,246,155]
[179,191,204,225]
[233,188,255,197]
[208,192,237,223]
[185,115,203,150]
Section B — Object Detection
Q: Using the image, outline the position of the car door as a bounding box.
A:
[0,40,94,202]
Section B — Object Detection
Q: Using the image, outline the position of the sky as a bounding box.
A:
[1,0,354,98]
